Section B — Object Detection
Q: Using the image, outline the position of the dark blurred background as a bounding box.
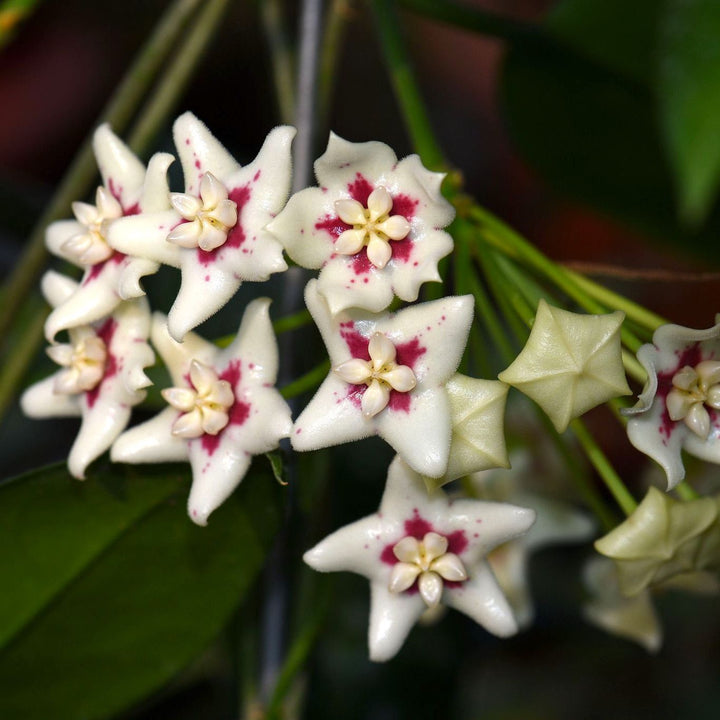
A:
[2,1,720,718]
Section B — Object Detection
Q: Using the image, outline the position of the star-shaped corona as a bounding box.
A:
[303,455,536,661]
[291,279,474,478]
[110,299,292,526]
[266,133,454,315]
[21,271,154,478]
[498,299,631,432]
[107,113,295,340]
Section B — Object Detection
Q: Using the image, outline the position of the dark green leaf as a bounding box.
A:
[546,0,663,85]
[658,0,720,225]
[500,42,676,234]
[0,461,281,720]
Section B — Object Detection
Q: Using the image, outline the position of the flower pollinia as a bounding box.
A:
[266,133,454,315]
[304,455,536,661]
[498,299,631,432]
[291,279,474,478]
[594,486,720,596]
[107,113,295,341]
[21,271,154,478]
[44,124,174,341]
[111,299,292,526]
[624,319,720,489]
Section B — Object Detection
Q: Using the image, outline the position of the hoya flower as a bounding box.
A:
[470,453,594,627]
[266,133,454,315]
[582,556,662,653]
[45,124,173,341]
[21,271,154,478]
[423,374,510,491]
[304,455,535,661]
[624,319,720,489]
[108,113,295,340]
[111,299,292,526]
[291,279,473,478]
[498,299,631,432]
[594,486,719,596]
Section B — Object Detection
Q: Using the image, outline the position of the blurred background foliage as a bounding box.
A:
[1,0,720,718]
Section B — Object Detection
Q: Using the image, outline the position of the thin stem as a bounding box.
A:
[0,300,46,420]
[675,482,700,501]
[570,418,637,516]
[127,0,234,155]
[317,0,352,135]
[280,360,330,400]
[292,0,324,192]
[370,0,446,170]
[273,308,313,335]
[0,0,204,343]
[259,0,296,125]
[563,268,667,333]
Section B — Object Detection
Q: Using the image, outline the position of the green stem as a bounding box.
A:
[675,482,700,501]
[535,410,617,532]
[0,300,46,421]
[0,0,204,344]
[563,268,667,333]
[258,0,296,125]
[570,419,637,516]
[273,308,313,335]
[369,0,445,170]
[128,0,233,154]
[397,0,541,45]
[280,360,330,400]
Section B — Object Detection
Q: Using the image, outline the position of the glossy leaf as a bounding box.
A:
[658,0,720,225]
[0,461,281,719]
[547,0,663,85]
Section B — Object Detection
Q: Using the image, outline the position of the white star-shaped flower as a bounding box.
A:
[266,133,454,315]
[624,318,720,489]
[107,113,295,340]
[304,455,536,661]
[498,299,631,432]
[21,271,154,478]
[291,279,474,478]
[44,124,173,341]
[111,299,292,526]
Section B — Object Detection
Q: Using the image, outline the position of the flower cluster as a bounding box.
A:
[24,115,649,662]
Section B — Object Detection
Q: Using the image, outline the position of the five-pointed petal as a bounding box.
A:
[303,455,535,661]
[498,299,631,432]
[291,279,473,478]
[108,113,295,340]
[624,319,720,489]
[21,271,154,478]
[267,133,454,315]
[111,298,292,525]
[44,124,173,341]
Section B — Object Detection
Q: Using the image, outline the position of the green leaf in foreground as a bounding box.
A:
[0,461,281,720]
[659,0,720,226]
